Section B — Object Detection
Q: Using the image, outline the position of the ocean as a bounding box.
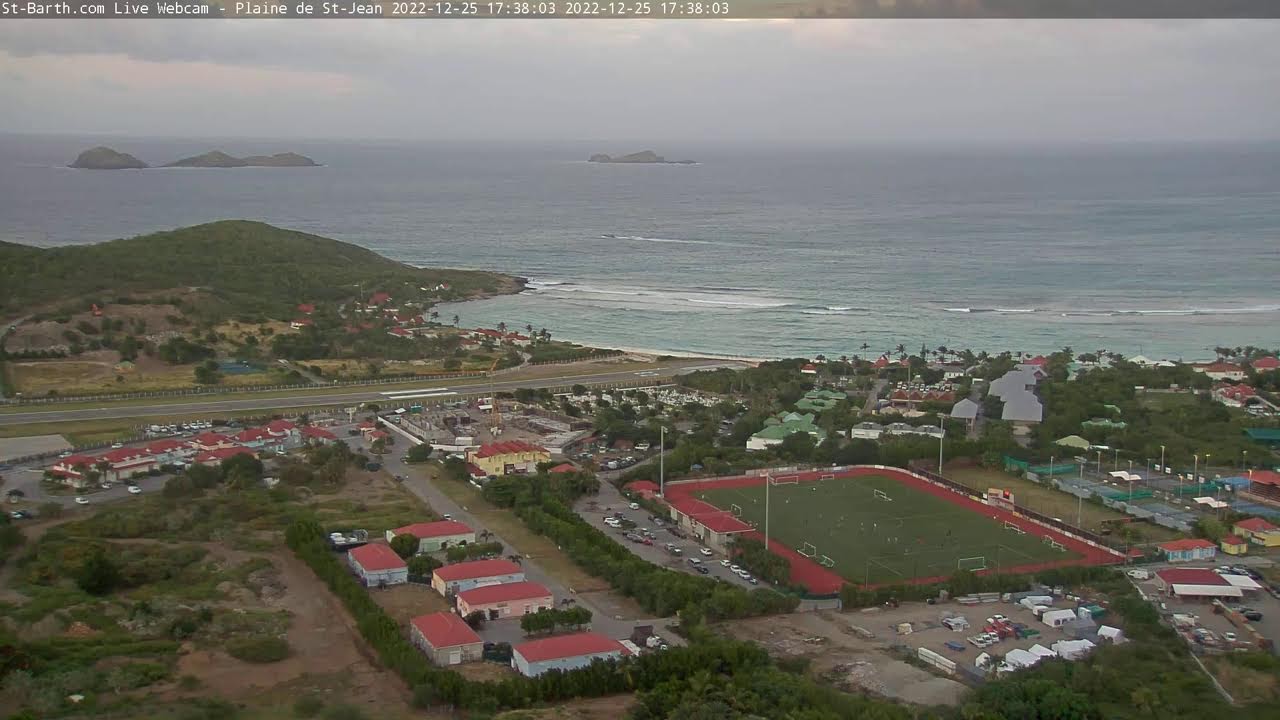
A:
[1,134,1277,361]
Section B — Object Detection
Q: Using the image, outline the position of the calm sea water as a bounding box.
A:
[1,134,1277,361]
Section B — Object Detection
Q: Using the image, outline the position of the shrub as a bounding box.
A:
[225,636,291,663]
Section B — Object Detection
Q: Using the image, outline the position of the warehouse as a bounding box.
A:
[1153,568,1243,601]
[347,543,408,587]
[431,558,524,596]
[409,612,483,666]
[456,581,554,619]
[1156,538,1217,563]
[511,632,628,677]
[385,520,476,553]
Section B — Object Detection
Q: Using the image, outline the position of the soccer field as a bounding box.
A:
[694,474,1078,585]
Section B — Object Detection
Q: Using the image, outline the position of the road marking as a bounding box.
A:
[379,391,459,401]
[379,388,452,398]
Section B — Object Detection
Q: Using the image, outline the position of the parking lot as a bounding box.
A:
[575,481,757,589]
[1131,560,1280,655]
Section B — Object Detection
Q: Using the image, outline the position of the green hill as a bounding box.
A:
[0,220,520,320]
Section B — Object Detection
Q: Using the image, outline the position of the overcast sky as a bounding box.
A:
[1,20,1277,144]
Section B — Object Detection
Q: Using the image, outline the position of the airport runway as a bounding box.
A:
[0,360,744,426]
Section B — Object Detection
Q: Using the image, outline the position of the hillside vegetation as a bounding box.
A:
[0,220,519,320]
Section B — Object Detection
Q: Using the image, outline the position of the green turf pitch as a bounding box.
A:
[694,474,1077,585]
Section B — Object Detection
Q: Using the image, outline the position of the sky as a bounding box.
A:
[1,20,1278,145]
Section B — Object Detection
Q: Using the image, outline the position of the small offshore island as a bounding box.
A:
[68,146,320,169]
[588,150,696,165]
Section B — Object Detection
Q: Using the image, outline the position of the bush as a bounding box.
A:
[225,636,291,663]
[293,695,324,718]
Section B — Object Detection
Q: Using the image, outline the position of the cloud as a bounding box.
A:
[1,20,1277,143]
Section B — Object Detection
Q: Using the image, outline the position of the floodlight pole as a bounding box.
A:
[659,425,665,497]
[765,471,770,551]
[938,419,945,473]
[1160,445,1166,477]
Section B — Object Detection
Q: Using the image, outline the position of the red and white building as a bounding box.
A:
[301,425,338,445]
[385,520,475,553]
[348,543,408,587]
[1153,568,1243,601]
[48,454,105,488]
[1251,356,1280,373]
[1156,538,1218,563]
[1192,362,1246,381]
[233,427,276,449]
[455,581,553,619]
[511,632,628,677]
[431,558,524,596]
[193,446,256,466]
[190,432,237,453]
[410,612,483,666]
[145,438,194,465]
[667,497,753,553]
[95,447,158,482]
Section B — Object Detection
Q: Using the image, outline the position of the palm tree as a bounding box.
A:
[452,315,460,327]
[860,342,870,352]
[430,311,439,322]
[526,323,534,334]
[497,322,507,334]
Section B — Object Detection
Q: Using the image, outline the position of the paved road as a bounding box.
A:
[0,360,744,426]
[357,435,682,645]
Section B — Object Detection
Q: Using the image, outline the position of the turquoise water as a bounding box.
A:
[2,135,1277,360]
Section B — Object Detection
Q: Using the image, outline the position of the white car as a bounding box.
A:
[629,502,640,510]
[720,559,731,567]
[128,485,143,495]
[729,564,741,573]
[74,497,89,505]
[699,548,713,557]
[111,442,124,449]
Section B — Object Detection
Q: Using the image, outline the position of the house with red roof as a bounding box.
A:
[1156,538,1217,563]
[547,463,578,474]
[263,419,301,448]
[1220,534,1248,556]
[190,432,236,452]
[348,544,408,587]
[193,446,256,466]
[456,581,553,619]
[145,438,195,465]
[410,612,483,666]
[368,292,392,307]
[233,427,276,449]
[384,520,475,553]
[367,430,390,443]
[1192,362,1245,381]
[624,480,659,499]
[48,454,103,488]
[96,447,157,482]
[504,332,532,346]
[511,632,627,677]
[1213,383,1260,408]
[289,318,313,330]
[800,363,818,375]
[430,559,524,596]
[387,327,414,339]
[1024,355,1049,367]
[1232,517,1280,547]
[1251,356,1280,373]
[301,425,338,445]
[467,440,550,476]
[296,303,316,314]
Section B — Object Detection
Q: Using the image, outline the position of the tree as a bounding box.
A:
[405,443,433,463]
[390,533,419,559]
[194,359,222,385]
[407,554,442,578]
[76,545,122,595]
[463,610,486,630]
[221,453,264,488]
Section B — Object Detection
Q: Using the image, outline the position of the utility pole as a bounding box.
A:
[1077,463,1085,527]
[765,471,770,551]
[659,425,665,497]
[1160,445,1166,476]
[938,418,945,473]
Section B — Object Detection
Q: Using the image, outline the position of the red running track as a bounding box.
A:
[663,466,1125,595]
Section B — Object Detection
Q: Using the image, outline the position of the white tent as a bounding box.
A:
[1097,626,1126,644]
[1003,648,1042,670]
[1028,644,1057,659]
[1221,574,1263,591]
[1052,639,1095,660]
[1041,609,1078,627]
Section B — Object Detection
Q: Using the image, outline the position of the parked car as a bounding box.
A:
[128,485,143,495]
[729,564,741,572]
[629,502,640,510]
[720,559,731,567]
[1243,610,1264,621]
[74,497,89,505]
[9,510,31,519]
[695,565,710,575]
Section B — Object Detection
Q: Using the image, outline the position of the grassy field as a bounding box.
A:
[943,465,1183,542]
[8,358,284,396]
[0,405,345,445]
[694,474,1074,585]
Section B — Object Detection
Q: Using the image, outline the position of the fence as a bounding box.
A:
[10,371,487,406]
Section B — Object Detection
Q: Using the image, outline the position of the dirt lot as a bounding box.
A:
[722,599,1084,707]
[495,694,636,720]
[7,302,186,353]
[369,582,451,625]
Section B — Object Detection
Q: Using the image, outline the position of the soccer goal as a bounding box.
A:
[769,474,800,486]
[730,503,744,517]
[819,555,835,568]
[798,542,818,558]
[1003,521,1026,535]
[1048,539,1066,551]
[874,489,893,502]
[820,473,835,482]
[957,556,987,571]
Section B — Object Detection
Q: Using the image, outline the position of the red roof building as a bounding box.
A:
[624,480,659,499]
[368,292,392,306]
[547,463,578,474]
[456,581,554,618]
[513,632,626,663]
[301,426,337,443]
[410,612,482,654]
[1155,568,1227,586]
[800,363,818,374]
[1251,356,1280,372]
[145,439,189,455]
[1024,355,1049,366]
[390,520,474,539]
[290,318,314,329]
[349,543,407,572]
[473,440,547,459]
[1156,538,1218,563]
[194,447,256,466]
[1234,517,1277,533]
[367,430,390,441]
[433,559,522,583]
[264,419,297,435]
[388,327,414,338]
[296,303,316,314]
[1157,539,1218,552]
[190,432,235,451]
[233,427,274,444]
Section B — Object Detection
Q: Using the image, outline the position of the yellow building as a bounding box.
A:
[1233,518,1280,548]
[467,440,550,476]
[1220,535,1249,556]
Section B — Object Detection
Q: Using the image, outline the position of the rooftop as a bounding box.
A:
[432,558,522,582]
[1155,568,1225,585]
[392,520,474,538]
[1157,538,1218,552]
[349,543,407,572]
[513,632,626,663]
[1234,517,1278,533]
[456,581,552,606]
[1247,470,1280,488]
[411,611,482,648]
[473,440,548,459]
